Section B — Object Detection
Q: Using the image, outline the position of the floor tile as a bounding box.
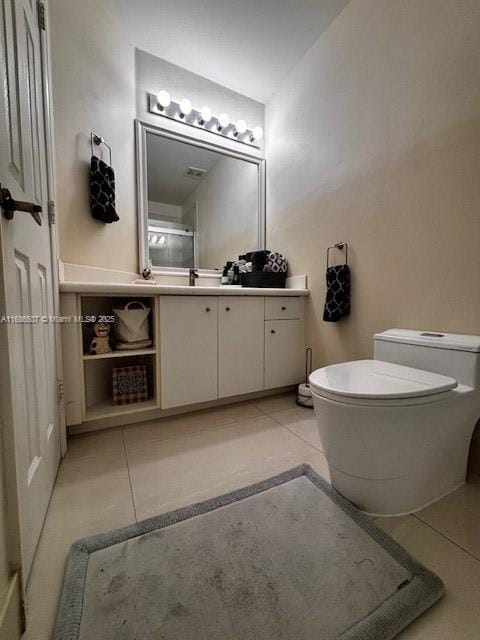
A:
[124,401,262,445]
[414,474,480,561]
[270,406,322,451]
[254,392,297,414]
[24,397,480,640]
[124,414,329,520]
[375,515,480,639]
[24,429,135,640]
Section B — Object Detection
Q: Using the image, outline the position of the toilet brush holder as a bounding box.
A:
[297,347,314,408]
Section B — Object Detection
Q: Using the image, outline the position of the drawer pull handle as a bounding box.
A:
[225,307,230,311]
[206,307,211,312]
[271,329,276,334]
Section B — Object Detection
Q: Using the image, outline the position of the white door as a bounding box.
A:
[0,0,60,582]
[160,296,218,408]
[265,320,305,389]
[218,297,264,398]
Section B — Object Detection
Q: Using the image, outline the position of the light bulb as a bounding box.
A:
[250,126,263,142]
[159,236,166,245]
[179,98,192,117]
[150,235,158,244]
[156,90,171,109]
[217,112,230,130]
[199,106,212,125]
[235,119,248,136]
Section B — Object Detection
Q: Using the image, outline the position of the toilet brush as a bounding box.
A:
[297,347,314,408]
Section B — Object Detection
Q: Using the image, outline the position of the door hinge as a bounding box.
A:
[37,1,46,31]
[57,379,64,406]
[48,200,55,225]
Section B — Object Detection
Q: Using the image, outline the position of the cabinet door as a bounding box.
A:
[265,319,305,389]
[218,297,265,398]
[160,296,218,408]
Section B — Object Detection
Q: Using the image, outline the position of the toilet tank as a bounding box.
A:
[374,329,480,388]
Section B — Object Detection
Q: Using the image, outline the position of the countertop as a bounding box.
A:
[59,282,309,296]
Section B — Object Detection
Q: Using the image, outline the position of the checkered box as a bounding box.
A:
[112,365,148,405]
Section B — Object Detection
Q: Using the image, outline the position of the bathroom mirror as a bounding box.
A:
[135,121,265,273]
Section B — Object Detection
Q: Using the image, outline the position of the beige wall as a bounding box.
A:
[148,202,182,223]
[48,3,264,274]
[266,0,480,367]
[135,49,265,137]
[50,0,137,272]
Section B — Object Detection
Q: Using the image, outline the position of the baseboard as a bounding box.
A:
[0,572,22,640]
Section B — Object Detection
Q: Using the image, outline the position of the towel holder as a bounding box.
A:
[90,132,112,166]
[327,242,348,268]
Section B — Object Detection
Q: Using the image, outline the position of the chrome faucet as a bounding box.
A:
[189,268,199,286]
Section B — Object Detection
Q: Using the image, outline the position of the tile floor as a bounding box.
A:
[24,393,480,639]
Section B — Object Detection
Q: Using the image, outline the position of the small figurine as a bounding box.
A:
[88,321,112,355]
[142,267,153,280]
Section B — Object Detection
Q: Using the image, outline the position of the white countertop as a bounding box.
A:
[59,281,309,296]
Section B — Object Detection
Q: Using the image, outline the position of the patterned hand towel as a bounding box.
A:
[323,264,350,322]
[89,156,119,223]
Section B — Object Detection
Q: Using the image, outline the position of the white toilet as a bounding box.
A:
[309,329,480,516]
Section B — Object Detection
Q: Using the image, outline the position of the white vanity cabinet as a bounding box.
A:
[218,297,264,398]
[160,296,218,408]
[265,319,305,389]
[60,287,307,433]
[264,297,305,389]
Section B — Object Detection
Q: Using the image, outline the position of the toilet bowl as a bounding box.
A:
[310,329,480,516]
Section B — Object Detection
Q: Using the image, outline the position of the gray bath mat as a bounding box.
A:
[54,464,444,640]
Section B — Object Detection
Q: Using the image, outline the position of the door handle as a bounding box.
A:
[0,187,42,225]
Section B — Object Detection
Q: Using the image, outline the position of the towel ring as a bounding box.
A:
[90,132,112,166]
[327,242,348,268]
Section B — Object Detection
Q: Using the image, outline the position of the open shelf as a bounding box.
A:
[83,353,157,420]
[74,294,161,424]
[83,348,156,361]
[85,398,158,422]
[80,295,156,356]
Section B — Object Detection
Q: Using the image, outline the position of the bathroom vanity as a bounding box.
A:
[60,282,307,433]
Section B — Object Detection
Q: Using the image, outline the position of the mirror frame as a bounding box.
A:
[135,119,266,275]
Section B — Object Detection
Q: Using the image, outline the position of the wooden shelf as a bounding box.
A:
[85,398,158,421]
[83,348,156,361]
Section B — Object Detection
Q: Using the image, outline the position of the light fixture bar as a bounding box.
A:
[148,92,263,148]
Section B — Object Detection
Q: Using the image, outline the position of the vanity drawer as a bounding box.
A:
[265,297,300,320]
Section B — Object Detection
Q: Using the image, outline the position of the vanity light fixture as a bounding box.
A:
[148,90,263,147]
[198,106,212,125]
[217,112,230,131]
[234,119,248,137]
[250,126,264,142]
[156,90,171,111]
[179,98,193,118]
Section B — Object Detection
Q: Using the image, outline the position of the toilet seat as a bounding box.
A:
[309,359,457,406]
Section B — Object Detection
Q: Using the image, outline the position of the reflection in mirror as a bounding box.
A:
[144,131,261,271]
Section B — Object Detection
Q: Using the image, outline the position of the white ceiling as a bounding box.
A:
[117,0,350,103]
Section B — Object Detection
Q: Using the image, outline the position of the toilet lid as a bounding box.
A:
[309,360,457,399]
